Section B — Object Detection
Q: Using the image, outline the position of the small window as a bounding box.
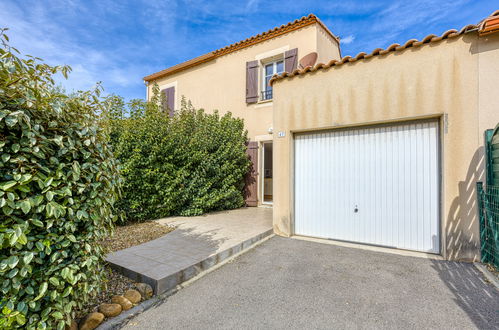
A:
[261,60,284,101]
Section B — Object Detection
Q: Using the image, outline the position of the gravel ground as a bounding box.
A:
[102,221,174,253]
[486,263,499,277]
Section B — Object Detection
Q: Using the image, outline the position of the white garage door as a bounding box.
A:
[294,121,440,253]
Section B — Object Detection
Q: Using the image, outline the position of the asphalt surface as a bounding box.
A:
[122,236,499,330]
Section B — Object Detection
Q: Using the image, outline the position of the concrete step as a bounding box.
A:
[107,228,273,294]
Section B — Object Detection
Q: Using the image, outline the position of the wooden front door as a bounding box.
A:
[244,141,258,206]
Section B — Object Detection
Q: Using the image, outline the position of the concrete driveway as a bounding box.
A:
[123,237,498,329]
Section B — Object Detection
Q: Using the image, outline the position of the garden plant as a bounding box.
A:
[107,88,250,222]
[0,29,121,329]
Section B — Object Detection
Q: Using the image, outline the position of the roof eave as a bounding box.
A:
[143,52,216,82]
[144,14,334,82]
[313,16,340,44]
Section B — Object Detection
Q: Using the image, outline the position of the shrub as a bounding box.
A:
[110,89,250,221]
[0,30,121,329]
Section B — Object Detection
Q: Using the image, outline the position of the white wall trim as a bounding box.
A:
[255,45,290,61]
[255,101,273,109]
[255,134,273,141]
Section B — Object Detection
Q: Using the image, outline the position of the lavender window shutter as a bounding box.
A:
[284,48,298,73]
[167,87,175,117]
[162,87,175,117]
[246,60,259,104]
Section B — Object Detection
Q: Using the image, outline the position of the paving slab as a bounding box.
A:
[106,207,272,294]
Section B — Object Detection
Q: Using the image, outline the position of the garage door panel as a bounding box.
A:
[294,121,440,253]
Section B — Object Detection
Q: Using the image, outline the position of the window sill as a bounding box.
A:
[257,99,273,104]
[255,100,273,108]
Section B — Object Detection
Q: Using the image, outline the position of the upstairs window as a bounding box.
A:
[261,60,284,101]
[245,48,297,105]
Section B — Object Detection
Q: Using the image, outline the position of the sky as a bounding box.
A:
[1,0,497,101]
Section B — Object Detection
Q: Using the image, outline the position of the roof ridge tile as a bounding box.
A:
[270,9,498,86]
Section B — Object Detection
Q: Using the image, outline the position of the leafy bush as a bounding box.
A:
[0,30,121,329]
[109,88,250,221]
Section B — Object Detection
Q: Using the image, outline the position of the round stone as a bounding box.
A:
[135,283,154,299]
[111,295,133,311]
[79,312,104,330]
[124,289,142,304]
[98,303,122,317]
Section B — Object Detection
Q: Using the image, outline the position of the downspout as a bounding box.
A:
[144,80,149,101]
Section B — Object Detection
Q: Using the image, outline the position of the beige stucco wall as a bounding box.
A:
[316,26,341,64]
[147,23,341,141]
[478,33,499,146]
[272,32,499,261]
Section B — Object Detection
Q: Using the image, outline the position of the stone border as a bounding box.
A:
[97,294,166,330]
[474,263,499,290]
[98,233,275,329]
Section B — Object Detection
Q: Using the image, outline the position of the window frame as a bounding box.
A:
[260,56,284,101]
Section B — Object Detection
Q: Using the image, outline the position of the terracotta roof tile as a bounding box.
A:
[213,14,338,56]
[480,10,499,36]
[144,14,338,82]
[270,10,499,86]
[143,52,216,82]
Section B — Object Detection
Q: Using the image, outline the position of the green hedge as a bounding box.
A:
[0,30,121,329]
[109,89,250,222]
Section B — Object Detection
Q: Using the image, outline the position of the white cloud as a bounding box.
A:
[0,0,168,98]
[329,0,477,57]
[373,0,471,33]
[340,35,355,44]
[246,0,260,11]
[0,0,397,99]
[1,0,484,100]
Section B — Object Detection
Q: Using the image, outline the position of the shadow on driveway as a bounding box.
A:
[431,260,498,329]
